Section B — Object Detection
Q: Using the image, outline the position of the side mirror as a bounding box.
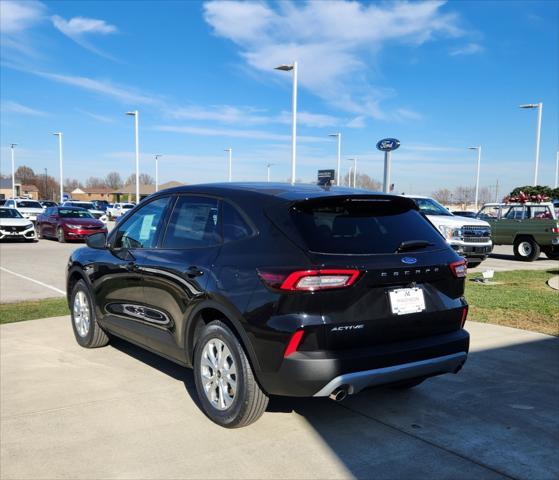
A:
[86,231,107,249]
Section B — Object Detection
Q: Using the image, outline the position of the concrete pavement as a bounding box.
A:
[469,245,558,272]
[1,317,558,479]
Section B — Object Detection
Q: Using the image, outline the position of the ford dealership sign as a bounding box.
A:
[376,138,401,152]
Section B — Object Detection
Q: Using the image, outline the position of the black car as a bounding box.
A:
[66,183,469,428]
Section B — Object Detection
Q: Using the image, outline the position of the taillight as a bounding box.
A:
[449,259,467,278]
[284,330,304,357]
[460,306,468,327]
[552,227,559,234]
[258,269,361,291]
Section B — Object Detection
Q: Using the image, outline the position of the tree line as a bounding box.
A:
[1,165,155,199]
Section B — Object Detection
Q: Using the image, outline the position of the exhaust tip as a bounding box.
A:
[329,386,348,402]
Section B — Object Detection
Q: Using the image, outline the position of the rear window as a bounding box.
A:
[290,198,446,254]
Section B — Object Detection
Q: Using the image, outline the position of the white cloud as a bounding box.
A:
[450,42,484,56]
[204,0,466,119]
[1,100,47,117]
[0,0,46,60]
[51,15,118,58]
[168,104,341,128]
[154,125,326,143]
[0,0,45,34]
[75,109,115,123]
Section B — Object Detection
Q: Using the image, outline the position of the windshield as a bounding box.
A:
[17,201,42,209]
[69,202,94,209]
[0,209,23,219]
[412,198,452,216]
[289,197,447,254]
[59,208,94,219]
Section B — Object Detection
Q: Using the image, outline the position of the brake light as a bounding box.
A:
[449,259,467,278]
[552,227,559,234]
[259,269,361,291]
[460,306,469,327]
[284,330,304,357]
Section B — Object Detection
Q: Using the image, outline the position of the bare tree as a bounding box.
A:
[105,171,122,190]
[85,177,106,189]
[64,178,82,191]
[432,188,452,205]
[14,166,36,185]
[125,173,155,185]
[477,186,492,205]
[453,186,474,207]
[342,172,382,191]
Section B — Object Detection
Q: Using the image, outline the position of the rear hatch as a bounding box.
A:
[268,195,466,350]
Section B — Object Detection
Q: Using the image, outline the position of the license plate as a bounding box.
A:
[389,288,426,315]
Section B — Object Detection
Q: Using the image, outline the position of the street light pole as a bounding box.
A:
[154,154,162,192]
[275,62,298,185]
[266,163,274,182]
[520,102,543,185]
[10,143,17,198]
[347,159,357,188]
[468,146,482,210]
[126,110,140,202]
[53,132,64,202]
[328,133,341,185]
[224,148,232,182]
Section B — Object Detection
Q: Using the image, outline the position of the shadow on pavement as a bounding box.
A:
[110,333,559,480]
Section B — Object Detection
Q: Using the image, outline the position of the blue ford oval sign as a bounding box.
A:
[401,256,417,265]
[376,138,401,152]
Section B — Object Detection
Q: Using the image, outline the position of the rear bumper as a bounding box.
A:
[258,328,469,397]
[313,351,466,397]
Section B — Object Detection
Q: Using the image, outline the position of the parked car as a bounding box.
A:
[406,196,492,268]
[40,200,58,208]
[4,199,44,223]
[451,210,477,218]
[62,201,108,224]
[67,183,470,428]
[106,202,135,220]
[0,207,36,241]
[92,200,110,212]
[37,206,107,243]
[477,202,559,260]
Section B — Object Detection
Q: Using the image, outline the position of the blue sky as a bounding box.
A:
[0,0,557,195]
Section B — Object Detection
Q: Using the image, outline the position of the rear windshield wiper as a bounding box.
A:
[396,240,434,253]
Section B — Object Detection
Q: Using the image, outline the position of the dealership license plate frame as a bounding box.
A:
[389,287,426,315]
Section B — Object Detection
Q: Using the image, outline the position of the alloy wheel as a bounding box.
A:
[73,290,90,337]
[200,338,237,411]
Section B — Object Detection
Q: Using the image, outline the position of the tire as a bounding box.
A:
[513,237,540,262]
[390,377,426,390]
[57,227,66,243]
[193,320,269,428]
[36,225,43,239]
[542,246,559,260]
[70,279,109,348]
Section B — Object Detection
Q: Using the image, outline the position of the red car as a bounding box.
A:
[37,206,107,243]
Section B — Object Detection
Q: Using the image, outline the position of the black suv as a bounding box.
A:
[67,183,469,428]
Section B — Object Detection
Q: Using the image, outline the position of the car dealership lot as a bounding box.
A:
[1,317,557,479]
[0,239,556,303]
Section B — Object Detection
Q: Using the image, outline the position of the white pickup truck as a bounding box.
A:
[406,196,493,267]
[107,202,135,220]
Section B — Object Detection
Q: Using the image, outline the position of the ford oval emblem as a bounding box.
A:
[401,257,417,265]
[376,138,401,152]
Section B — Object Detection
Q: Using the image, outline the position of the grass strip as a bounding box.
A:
[0,297,69,324]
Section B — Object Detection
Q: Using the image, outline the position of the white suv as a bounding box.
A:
[4,199,44,223]
[406,196,493,267]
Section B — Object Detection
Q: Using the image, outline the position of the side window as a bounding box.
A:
[503,206,524,220]
[162,196,220,249]
[477,205,500,220]
[113,196,170,249]
[222,202,252,242]
[45,207,52,216]
[527,206,552,219]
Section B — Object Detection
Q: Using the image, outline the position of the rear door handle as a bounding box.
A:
[186,266,204,278]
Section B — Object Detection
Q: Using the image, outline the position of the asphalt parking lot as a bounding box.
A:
[0,237,557,303]
[1,317,557,479]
